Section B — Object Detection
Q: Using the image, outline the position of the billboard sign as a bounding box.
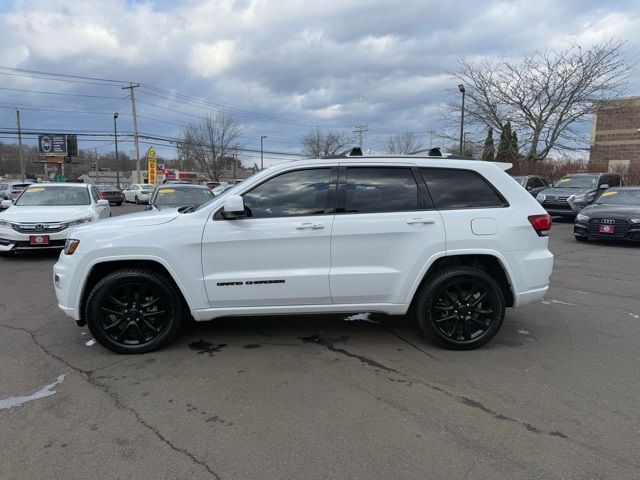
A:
[38,134,67,156]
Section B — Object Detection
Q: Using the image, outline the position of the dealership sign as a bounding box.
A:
[147,146,157,185]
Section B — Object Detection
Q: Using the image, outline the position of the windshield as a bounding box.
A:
[596,189,640,205]
[15,186,90,206]
[512,176,526,186]
[154,187,214,206]
[553,175,598,189]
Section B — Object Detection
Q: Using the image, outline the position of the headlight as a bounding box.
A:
[67,215,94,227]
[573,192,596,203]
[64,239,80,255]
[0,219,13,229]
[536,193,546,202]
[576,213,590,222]
[630,218,640,224]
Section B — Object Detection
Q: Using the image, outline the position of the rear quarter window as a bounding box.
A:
[420,168,507,209]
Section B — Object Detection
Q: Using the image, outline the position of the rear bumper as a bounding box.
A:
[504,248,554,307]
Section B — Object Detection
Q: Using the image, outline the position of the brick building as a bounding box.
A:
[589,96,640,171]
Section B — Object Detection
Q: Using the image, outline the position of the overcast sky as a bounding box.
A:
[0,0,639,165]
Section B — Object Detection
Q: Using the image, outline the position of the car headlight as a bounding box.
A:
[576,213,590,222]
[0,219,14,229]
[630,218,640,224]
[67,215,94,227]
[64,238,80,255]
[536,193,546,202]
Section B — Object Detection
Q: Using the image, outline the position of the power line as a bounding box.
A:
[0,86,123,99]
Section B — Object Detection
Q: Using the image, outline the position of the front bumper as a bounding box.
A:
[0,228,71,251]
[53,254,81,321]
[575,221,640,241]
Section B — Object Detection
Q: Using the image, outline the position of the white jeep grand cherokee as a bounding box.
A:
[53,155,553,353]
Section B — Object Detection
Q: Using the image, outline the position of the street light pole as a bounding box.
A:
[114,113,120,189]
[458,84,466,156]
[260,135,267,170]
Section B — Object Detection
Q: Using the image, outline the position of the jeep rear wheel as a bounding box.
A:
[416,266,505,350]
[85,269,183,354]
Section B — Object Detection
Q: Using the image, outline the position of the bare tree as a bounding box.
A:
[385,131,425,155]
[453,39,633,163]
[300,127,351,158]
[177,112,243,181]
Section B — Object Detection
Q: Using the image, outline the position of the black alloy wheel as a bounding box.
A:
[417,266,505,350]
[85,269,183,353]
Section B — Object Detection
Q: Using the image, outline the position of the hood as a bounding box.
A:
[0,205,93,223]
[539,187,594,197]
[581,204,640,219]
[69,209,180,235]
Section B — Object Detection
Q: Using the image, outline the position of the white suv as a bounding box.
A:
[53,156,553,353]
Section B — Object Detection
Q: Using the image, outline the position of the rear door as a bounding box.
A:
[330,165,445,304]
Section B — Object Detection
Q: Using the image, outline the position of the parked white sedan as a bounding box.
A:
[0,183,110,254]
[123,184,153,204]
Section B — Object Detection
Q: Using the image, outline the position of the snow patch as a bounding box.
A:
[516,329,530,335]
[343,313,379,324]
[85,339,96,346]
[542,298,576,306]
[630,313,639,319]
[0,374,66,410]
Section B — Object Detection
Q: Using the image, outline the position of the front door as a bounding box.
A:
[202,167,336,308]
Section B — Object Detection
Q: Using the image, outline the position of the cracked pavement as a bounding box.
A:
[1,206,639,479]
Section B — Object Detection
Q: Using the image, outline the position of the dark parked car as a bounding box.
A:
[96,184,124,206]
[536,172,622,218]
[574,187,640,242]
[147,184,214,210]
[512,175,549,197]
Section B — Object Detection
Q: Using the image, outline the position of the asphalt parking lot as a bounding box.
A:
[1,205,639,480]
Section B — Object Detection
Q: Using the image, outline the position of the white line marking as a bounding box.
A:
[0,374,66,410]
[516,329,530,335]
[85,339,96,346]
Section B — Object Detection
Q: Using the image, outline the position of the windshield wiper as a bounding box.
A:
[178,203,200,213]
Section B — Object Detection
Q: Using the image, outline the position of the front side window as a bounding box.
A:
[344,167,418,213]
[421,168,505,209]
[242,168,331,218]
[15,186,90,206]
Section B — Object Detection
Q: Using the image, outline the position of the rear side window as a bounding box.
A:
[344,167,419,213]
[420,168,506,209]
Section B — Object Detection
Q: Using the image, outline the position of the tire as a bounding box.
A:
[85,269,184,354]
[575,235,589,242]
[416,266,505,350]
[135,196,139,205]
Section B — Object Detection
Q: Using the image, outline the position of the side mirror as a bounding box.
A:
[1,199,13,208]
[97,199,109,207]
[599,184,609,190]
[222,195,245,219]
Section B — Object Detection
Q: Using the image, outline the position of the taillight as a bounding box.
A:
[528,214,552,236]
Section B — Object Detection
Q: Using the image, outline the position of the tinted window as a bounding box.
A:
[344,167,418,213]
[421,168,505,209]
[243,168,331,218]
[529,178,543,188]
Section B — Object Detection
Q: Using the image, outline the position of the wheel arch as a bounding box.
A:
[407,252,515,309]
[78,258,191,326]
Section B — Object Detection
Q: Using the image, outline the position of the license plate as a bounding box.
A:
[29,235,49,245]
[599,224,615,234]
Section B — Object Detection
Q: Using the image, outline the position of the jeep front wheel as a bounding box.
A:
[85,269,183,354]
[416,266,505,350]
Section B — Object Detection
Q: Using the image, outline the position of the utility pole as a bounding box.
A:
[260,136,267,170]
[95,148,100,185]
[114,113,120,189]
[353,124,368,149]
[233,146,238,180]
[16,109,25,181]
[458,84,466,156]
[122,82,141,182]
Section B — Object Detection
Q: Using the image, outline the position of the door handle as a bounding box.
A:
[296,222,324,230]
[406,218,435,225]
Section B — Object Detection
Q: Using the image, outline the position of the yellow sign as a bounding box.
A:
[147,147,157,185]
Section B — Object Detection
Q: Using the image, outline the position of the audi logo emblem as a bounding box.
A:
[35,224,45,230]
[601,219,615,224]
